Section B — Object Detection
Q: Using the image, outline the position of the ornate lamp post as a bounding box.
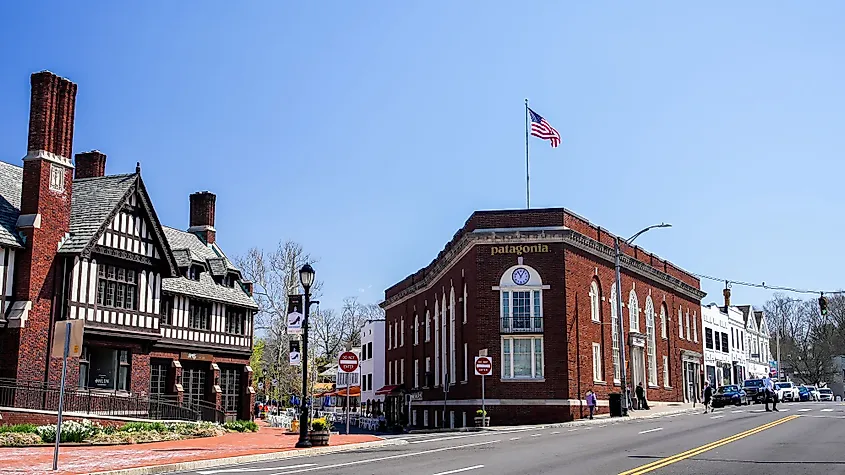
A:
[295,264,316,448]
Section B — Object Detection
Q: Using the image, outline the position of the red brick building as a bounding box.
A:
[381,209,706,427]
[0,71,257,421]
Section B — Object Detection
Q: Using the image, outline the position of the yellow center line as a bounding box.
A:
[619,415,799,475]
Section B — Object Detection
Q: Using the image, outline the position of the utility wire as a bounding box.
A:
[692,272,843,296]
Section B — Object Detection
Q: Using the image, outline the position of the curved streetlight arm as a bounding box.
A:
[626,223,672,245]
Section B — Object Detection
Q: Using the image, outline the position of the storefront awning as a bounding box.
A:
[325,386,361,397]
[375,385,402,396]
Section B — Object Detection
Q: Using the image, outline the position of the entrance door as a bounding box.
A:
[632,348,645,392]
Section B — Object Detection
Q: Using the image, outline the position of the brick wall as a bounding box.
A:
[0,410,126,428]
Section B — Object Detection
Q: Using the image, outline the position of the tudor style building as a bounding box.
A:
[0,71,257,420]
[381,209,707,426]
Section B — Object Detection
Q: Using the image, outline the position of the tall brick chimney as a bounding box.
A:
[189,191,216,244]
[74,150,106,179]
[8,71,77,384]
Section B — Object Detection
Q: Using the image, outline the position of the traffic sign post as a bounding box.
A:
[475,356,492,427]
[51,319,83,470]
[338,351,359,435]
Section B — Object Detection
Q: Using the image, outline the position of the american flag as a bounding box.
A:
[529,108,561,148]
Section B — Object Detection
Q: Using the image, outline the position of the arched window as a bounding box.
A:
[659,303,667,339]
[499,264,545,380]
[449,287,456,385]
[434,300,440,385]
[611,283,620,383]
[629,290,640,333]
[589,280,601,323]
[425,310,431,342]
[414,315,419,346]
[645,297,657,386]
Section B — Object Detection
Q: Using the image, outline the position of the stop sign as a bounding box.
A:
[474,356,492,376]
[339,351,359,373]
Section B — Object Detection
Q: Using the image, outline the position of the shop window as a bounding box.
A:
[221,367,241,413]
[78,346,131,391]
[501,336,544,380]
[150,362,168,396]
[183,367,206,407]
[97,265,137,310]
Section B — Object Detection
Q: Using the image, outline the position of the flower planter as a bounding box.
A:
[473,416,490,427]
[308,430,330,446]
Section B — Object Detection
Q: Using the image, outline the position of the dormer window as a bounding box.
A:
[188,265,202,281]
[223,274,237,288]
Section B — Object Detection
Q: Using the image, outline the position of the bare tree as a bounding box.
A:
[235,241,321,402]
[764,294,837,386]
[311,308,344,360]
[340,297,384,347]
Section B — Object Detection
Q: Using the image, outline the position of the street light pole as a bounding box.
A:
[295,264,316,449]
[614,223,671,417]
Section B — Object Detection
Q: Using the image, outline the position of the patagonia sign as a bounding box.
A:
[490,244,550,256]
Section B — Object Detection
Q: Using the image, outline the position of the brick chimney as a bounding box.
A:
[189,191,216,244]
[9,71,77,384]
[74,150,106,178]
[723,287,731,311]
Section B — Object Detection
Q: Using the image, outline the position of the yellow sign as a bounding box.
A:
[490,244,550,256]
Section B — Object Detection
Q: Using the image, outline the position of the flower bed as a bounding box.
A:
[0,419,258,447]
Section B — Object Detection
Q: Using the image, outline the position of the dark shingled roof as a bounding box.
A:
[59,174,136,253]
[0,161,23,248]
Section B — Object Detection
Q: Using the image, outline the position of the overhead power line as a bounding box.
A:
[692,272,843,296]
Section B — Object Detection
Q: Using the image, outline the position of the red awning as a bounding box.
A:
[375,385,402,396]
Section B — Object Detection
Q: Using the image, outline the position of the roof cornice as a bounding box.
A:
[381,228,706,310]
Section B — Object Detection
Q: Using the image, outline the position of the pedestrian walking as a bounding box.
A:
[702,381,713,413]
[762,374,779,412]
[636,382,650,410]
[586,389,597,420]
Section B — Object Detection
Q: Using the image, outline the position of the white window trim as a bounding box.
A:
[463,283,468,324]
[692,312,698,343]
[401,358,405,384]
[401,317,405,347]
[500,289,544,332]
[628,290,640,333]
[414,315,419,346]
[663,355,670,388]
[611,283,620,383]
[660,306,667,339]
[450,287,456,385]
[425,310,431,342]
[414,359,419,388]
[462,342,468,382]
[685,310,691,341]
[589,281,600,323]
[501,335,544,380]
[678,307,684,339]
[592,342,602,382]
[388,322,393,349]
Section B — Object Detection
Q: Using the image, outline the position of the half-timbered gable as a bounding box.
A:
[58,174,179,340]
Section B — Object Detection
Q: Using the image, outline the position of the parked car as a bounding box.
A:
[806,386,821,401]
[775,382,799,402]
[818,387,834,402]
[712,385,749,408]
[797,386,811,402]
[742,379,766,403]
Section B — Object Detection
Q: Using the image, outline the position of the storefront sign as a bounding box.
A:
[489,244,550,256]
[630,334,646,348]
[409,391,423,401]
[94,374,111,388]
[180,352,213,362]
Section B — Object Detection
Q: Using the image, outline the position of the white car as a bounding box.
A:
[775,382,799,402]
[818,387,834,402]
[806,386,821,401]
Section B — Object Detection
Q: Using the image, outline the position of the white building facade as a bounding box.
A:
[360,319,385,405]
[727,305,748,384]
[738,305,771,379]
[702,304,732,387]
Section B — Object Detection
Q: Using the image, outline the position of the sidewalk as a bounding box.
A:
[479,401,698,432]
[0,426,385,475]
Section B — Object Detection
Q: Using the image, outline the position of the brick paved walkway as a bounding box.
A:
[0,427,381,475]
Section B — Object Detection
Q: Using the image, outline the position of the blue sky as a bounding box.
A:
[1,2,843,311]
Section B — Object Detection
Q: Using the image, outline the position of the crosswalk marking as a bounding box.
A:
[821,408,834,412]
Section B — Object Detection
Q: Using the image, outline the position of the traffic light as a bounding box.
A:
[819,294,829,316]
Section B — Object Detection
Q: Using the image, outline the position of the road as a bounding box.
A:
[177,401,845,475]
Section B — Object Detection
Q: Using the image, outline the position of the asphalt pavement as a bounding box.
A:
[175,401,845,475]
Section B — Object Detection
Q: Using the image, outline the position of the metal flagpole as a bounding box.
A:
[524,99,530,209]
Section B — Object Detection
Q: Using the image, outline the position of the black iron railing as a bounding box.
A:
[500,316,543,333]
[152,394,225,423]
[0,379,200,422]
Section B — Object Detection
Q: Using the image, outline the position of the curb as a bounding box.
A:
[478,407,699,432]
[86,439,407,475]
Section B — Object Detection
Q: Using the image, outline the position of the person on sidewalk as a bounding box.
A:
[702,381,713,413]
[586,389,597,419]
[763,374,779,412]
[636,382,650,410]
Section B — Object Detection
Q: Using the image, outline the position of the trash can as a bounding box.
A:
[609,393,622,417]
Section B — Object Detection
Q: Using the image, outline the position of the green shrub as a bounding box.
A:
[223,420,259,433]
[0,432,42,446]
[0,424,38,434]
[475,409,487,417]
